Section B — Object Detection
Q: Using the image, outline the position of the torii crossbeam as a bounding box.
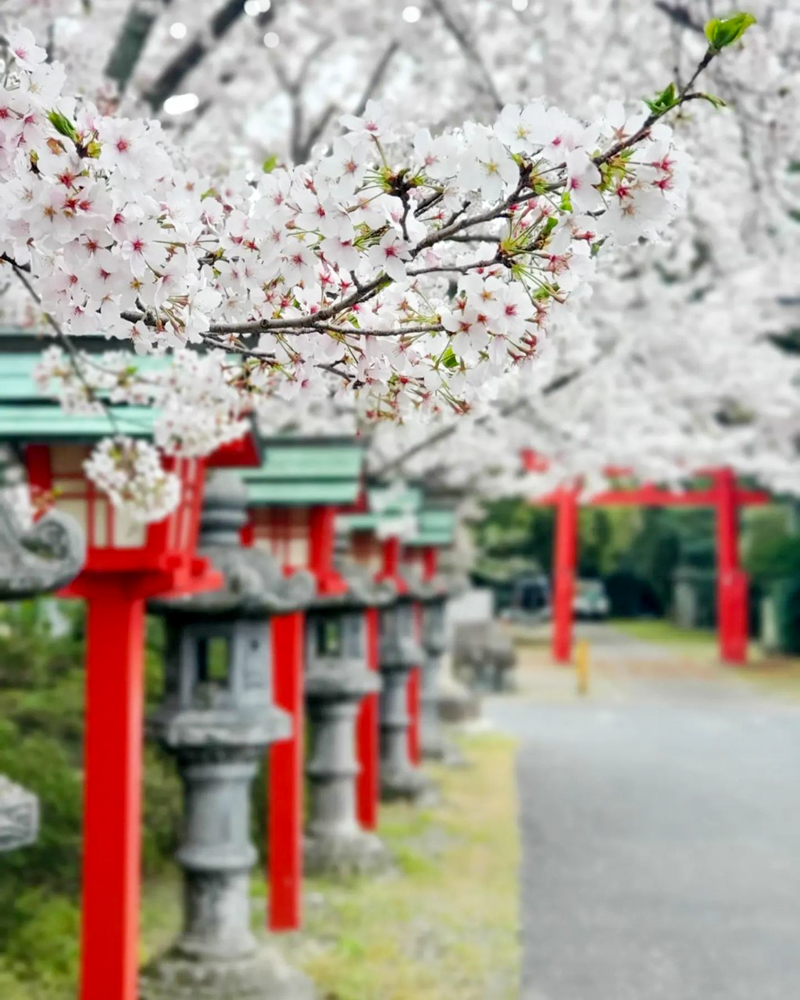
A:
[527,462,769,666]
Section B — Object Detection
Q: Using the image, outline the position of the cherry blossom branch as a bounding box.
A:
[593,45,717,167]
[428,0,504,112]
[11,266,121,435]
[372,368,584,479]
[104,0,166,92]
[145,0,256,110]
[653,1,705,34]
[407,258,501,277]
[350,39,400,121]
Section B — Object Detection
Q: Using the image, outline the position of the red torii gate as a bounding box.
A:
[524,458,770,665]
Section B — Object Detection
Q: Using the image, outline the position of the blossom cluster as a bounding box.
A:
[83,435,180,523]
[34,346,253,518]
[1,29,689,421]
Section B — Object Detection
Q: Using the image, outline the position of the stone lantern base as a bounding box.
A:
[305,826,391,878]
[380,762,439,807]
[140,943,316,1000]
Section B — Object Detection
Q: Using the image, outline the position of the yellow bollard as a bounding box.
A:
[575,639,590,696]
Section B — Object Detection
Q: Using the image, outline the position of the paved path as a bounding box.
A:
[485,626,800,1000]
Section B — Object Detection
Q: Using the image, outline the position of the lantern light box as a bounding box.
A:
[337,484,422,576]
[25,442,205,574]
[0,353,261,582]
[241,436,366,576]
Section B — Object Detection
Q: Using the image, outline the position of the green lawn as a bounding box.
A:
[271,733,521,1000]
[610,618,717,647]
[5,735,521,1000]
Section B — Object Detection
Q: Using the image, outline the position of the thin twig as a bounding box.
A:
[350,39,400,121]
[11,264,121,435]
[372,367,583,478]
[428,0,504,112]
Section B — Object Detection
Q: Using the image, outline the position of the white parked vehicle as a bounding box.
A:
[574,579,611,620]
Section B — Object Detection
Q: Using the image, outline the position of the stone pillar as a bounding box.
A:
[379,600,434,803]
[140,472,316,1000]
[419,598,447,761]
[172,750,264,961]
[304,605,389,876]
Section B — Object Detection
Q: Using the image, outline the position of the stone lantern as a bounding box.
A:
[140,471,316,1000]
[304,561,395,876]
[402,498,465,762]
[378,590,434,803]
[0,479,85,854]
[404,564,450,762]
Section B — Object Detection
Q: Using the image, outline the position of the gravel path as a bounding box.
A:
[485,626,800,1000]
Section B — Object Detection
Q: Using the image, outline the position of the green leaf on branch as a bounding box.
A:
[441,346,459,369]
[542,216,559,238]
[644,82,679,115]
[262,154,278,173]
[704,12,756,52]
[696,92,727,109]
[47,110,78,142]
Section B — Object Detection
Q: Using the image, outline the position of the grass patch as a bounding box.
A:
[4,735,520,1000]
[281,733,520,1000]
[610,618,717,648]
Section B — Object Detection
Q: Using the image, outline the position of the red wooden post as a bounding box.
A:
[381,536,401,579]
[408,603,422,765]
[715,469,748,664]
[552,487,578,664]
[268,610,305,931]
[356,606,380,830]
[79,581,145,1000]
[422,546,438,581]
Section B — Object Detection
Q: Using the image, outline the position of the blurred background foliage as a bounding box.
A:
[0,602,185,996]
[472,498,800,627]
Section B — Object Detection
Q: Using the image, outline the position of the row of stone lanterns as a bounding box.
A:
[0,350,464,1000]
[141,471,316,999]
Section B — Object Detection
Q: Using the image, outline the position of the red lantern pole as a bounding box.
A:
[552,487,578,664]
[309,506,340,594]
[381,535,401,579]
[268,610,305,931]
[408,603,422,766]
[380,536,421,764]
[79,579,145,1000]
[715,468,748,664]
[356,606,380,830]
[422,546,438,581]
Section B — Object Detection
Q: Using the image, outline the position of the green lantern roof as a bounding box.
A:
[241,437,365,507]
[406,506,458,548]
[337,483,423,535]
[0,354,262,472]
[0,353,159,441]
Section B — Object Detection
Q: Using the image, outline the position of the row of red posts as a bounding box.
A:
[536,464,769,666]
[20,433,436,1000]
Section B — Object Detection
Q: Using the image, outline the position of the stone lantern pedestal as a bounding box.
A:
[378,597,435,804]
[140,473,316,1000]
[0,485,84,853]
[304,566,394,877]
[419,595,448,762]
[404,563,465,767]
